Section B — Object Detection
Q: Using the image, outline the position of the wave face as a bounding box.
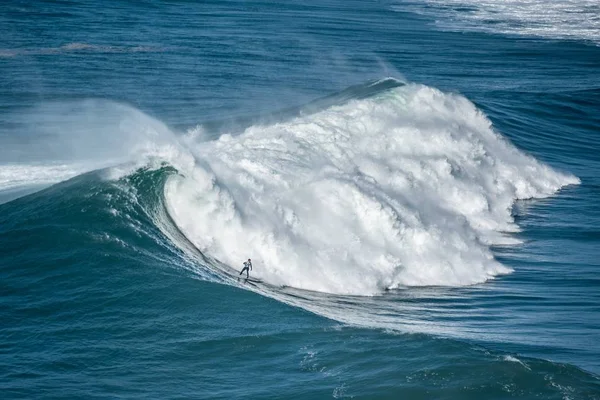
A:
[164,81,578,295]
[393,0,600,45]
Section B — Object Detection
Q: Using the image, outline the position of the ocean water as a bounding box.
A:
[1,0,599,398]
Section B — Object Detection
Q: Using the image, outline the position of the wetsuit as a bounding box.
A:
[239,261,252,278]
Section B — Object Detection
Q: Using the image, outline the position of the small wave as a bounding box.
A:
[0,42,167,58]
[2,80,578,297]
[393,0,600,45]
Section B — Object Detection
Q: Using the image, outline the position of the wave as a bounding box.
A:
[393,0,600,45]
[198,78,405,134]
[163,80,578,295]
[1,163,596,399]
[2,79,579,297]
[0,42,167,58]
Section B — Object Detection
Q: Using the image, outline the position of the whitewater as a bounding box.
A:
[395,0,600,45]
[2,80,577,296]
[163,81,577,295]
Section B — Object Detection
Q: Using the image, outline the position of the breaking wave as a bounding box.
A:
[0,79,579,295]
[393,0,600,45]
[164,80,578,295]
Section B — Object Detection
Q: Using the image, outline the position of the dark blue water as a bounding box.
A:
[1,1,599,398]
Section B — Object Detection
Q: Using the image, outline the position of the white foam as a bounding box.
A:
[164,83,578,295]
[0,42,167,58]
[503,355,531,370]
[393,0,600,44]
[0,163,85,191]
[0,99,193,197]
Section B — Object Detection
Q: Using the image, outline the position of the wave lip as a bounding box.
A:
[164,82,579,295]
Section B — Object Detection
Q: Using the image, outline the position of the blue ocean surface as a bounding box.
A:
[1,1,600,398]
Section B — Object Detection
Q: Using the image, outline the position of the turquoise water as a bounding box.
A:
[1,1,599,398]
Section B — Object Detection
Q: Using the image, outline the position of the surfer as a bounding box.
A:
[239,258,252,278]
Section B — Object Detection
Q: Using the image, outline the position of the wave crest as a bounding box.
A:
[164,82,578,295]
